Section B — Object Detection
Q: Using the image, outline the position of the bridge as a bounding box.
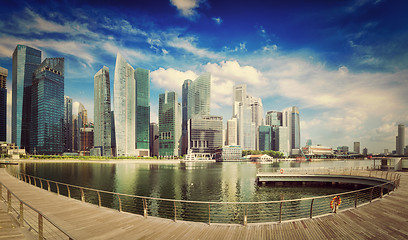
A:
[1,167,407,239]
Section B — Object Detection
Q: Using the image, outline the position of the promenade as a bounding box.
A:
[1,168,408,239]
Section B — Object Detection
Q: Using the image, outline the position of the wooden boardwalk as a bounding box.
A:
[1,168,408,239]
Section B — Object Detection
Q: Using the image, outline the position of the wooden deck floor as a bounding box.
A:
[1,168,408,240]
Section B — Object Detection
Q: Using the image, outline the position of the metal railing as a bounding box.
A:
[0,181,75,240]
[7,167,401,226]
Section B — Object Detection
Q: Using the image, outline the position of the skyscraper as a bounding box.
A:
[149,123,159,157]
[114,53,136,156]
[94,66,112,156]
[159,91,181,156]
[397,124,405,155]
[226,118,237,145]
[30,58,64,154]
[354,142,360,154]
[135,68,150,154]
[233,84,246,117]
[181,79,192,155]
[0,67,7,142]
[259,125,272,151]
[188,116,223,155]
[187,73,211,118]
[265,111,282,127]
[12,45,41,149]
[64,96,73,152]
[282,106,300,154]
[77,103,87,153]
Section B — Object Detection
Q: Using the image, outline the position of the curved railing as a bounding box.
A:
[0,180,75,240]
[7,167,401,225]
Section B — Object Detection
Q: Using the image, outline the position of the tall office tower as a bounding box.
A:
[188,73,211,118]
[232,84,246,117]
[397,124,405,155]
[181,79,192,155]
[72,114,78,151]
[149,123,159,157]
[135,68,150,155]
[276,126,289,156]
[247,96,263,150]
[237,103,255,150]
[12,45,41,149]
[227,118,238,145]
[80,127,94,154]
[282,106,300,154]
[265,111,282,126]
[187,116,223,154]
[306,139,312,147]
[64,96,73,152]
[0,67,7,141]
[159,91,181,156]
[363,148,368,156]
[94,66,112,156]
[110,111,116,156]
[259,125,272,151]
[30,58,64,154]
[114,53,136,156]
[354,142,360,154]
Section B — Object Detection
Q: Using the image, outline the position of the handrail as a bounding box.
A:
[6,167,401,225]
[0,180,75,240]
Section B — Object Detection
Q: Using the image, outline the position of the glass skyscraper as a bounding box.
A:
[188,73,211,118]
[188,116,223,154]
[259,125,272,151]
[159,91,181,156]
[64,96,73,152]
[12,45,41,150]
[30,58,64,154]
[135,68,150,152]
[0,67,7,142]
[282,106,301,154]
[94,66,112,156]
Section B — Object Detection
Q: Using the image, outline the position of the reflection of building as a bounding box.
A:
[12,45,42,150]
[94,66,112,156]
[80,128,94,155]
[149,123,159,157]
[30,58,64,155]
[397,124,405,155]
[188,116,223,155]
[302,145,333,155]
[353,142,360,154]
[0,67,7,142]
[64,96,73,152]
[159,91,181,156]
[215,145,242,161]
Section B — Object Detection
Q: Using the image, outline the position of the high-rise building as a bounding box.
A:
[12,45,41,149]
[114,53,136,156]
[282,106,300,154]
[354,142,360,154]
[159,91,181,156]
[0,67,7,142]
[149,123,159,157]
[259,125,272,151]
[111,111,116,156]
[135,68,150,154]
[188,73,211,118]
[276,126,289,156]
[397,124,405,155]
[77,103,87,153]
[306,139,312,147]
[94,66,112,156]
[226,118,237,146]
[30,58,64,154]
[181,79,192,155]
[80,127,94,155]
[363,147,368,156]
[233,84,246,117]
[64,96,73,152]
[187,116,223,155]
[265,111,282,127]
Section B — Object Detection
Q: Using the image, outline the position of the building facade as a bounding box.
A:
[149,123,159,157]
[64,96,73,152]
[159,91,181,156]
[12,45,42,150]
[188,73,211,118]
[94,66,112,156]
[135,68,150,155]
[30,58,64,154]
[0,67,7,142]
[282,106,301,155]
[80,127,94,155]
[187,116,223,155]
[226,118,237,146]
[397,124,405,155]
[353,142,360,154]
[259,125,272,151]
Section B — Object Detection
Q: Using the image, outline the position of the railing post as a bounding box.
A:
[40,180,43,190]
[67,185,70,198]
[310,199,314,218]
[117,194,122,212]
[47,181,50,192]
[33,177,36,187]
[354,192,358,208]
[28,176,31,185]
[380,186,383,198]
[208,203,211,225]
[97,191,101,207]
[20,201,24,227]
[81,188,85,202]
[243,204,248,226]
[279,201,283,223]
[385,171,389,180]
[143,198,148,218]
[38,213,43,240]
[7,190,11,213]
[56,183,60,195]
[174,201,177,222]
[370,188,374,202]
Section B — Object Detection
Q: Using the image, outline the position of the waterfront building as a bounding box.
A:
[64,96,73,152]
[0,67,7,141]
[302,145,333,156]
[80,127,94,155]
[110,111,116,156]
[233,84,246,117]
[363,147,368,156]
[30,58,64,154]
[226,118,238,146]
[384,149,389,155]
[188,73,211,118]
[94,66,112,156]
[12,45,42,150]
[337,146,349,154]
[215,145,242,161]
[149,123,159,157]
[159,91,181,156]
[187,115,223,155]
[265,111,282,127]
[354,142,360,154]
[181,79,192,155]
[77,103,87,153]
[276,126,289,156]
[259,125,272,151]
[397,124,405,155]
[135,68,150,154]
[282,106,301,155]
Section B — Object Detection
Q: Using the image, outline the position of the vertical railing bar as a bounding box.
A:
[117,194,122,212]
[174,201,177,222]
[369,187,374,202]
[208,203,211,225]
[310,199,314,219]
[143,198,148,218]
[19,201,24,227]
[40,179,43,190]
[67,185,70,198]
[7,190,11,213]
[47,181,50,192]
[81,188,85,202]
[354,192,358,208]
[56,183,60,196]
[38,213,43,240]
[380,186,383,198]
[97,191,101,207]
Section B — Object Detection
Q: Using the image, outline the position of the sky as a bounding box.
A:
[0,0,407,153]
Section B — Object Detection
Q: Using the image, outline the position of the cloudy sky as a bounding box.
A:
[0,0,407,153]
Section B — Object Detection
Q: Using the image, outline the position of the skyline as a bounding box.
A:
[0,0,408,153]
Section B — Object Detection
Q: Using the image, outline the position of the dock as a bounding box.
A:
[1,168,408,239]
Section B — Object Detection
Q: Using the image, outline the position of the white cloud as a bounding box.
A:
[262,44,278,52]
[212,17,223,25]
[170,0,203,18]
[151,67,198,94]
[167,35,221,59]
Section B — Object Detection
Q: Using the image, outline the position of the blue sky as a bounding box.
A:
[1,0,407,153]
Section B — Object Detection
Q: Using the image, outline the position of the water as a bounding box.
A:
[10,159,379,223]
